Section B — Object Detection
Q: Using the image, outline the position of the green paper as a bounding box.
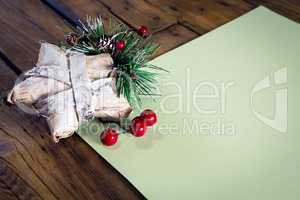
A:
[78,7,300,200]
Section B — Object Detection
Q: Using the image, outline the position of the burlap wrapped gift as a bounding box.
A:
[8,42,132,142]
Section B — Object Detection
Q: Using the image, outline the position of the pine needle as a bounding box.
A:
[61,16,167,109]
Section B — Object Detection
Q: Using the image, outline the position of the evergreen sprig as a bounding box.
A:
[61,16,166,109]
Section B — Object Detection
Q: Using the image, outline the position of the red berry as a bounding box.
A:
[137,25,150,37]
[130,117,147,137]
[116,40,126,50]
[100,128,118,146]
[141,109,157,126]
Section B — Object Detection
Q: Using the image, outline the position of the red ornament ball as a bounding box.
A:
[137,25,150,37]
[100,128,118,146]
[130,117,147,137]
[141,109,157,126]
[116,40,126,50]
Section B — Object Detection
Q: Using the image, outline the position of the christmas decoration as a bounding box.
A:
[116,40,126,51]
[101,128,118,146]
[137,25,150,37]
[130,116,148,137]
[65,33,79,45]
[8,16,166,143]
[61,16,167,109]
[141,109,157,126]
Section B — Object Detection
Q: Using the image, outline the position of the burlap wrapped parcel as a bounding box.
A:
[8,42,132,142]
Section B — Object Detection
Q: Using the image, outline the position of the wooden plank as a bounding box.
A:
[43,0,122,29]
[41,0,81,27]
[0,0,72,71]
[146,0,255,34]
[0,1,144,199]
[0,106,144,199]
[0,60,17,93]
[0,62,44,200]
[46,0,177,33]
[50,0,178,32]
[245,0,300,23]
[153,24,198,56]
[98,0,177,32]
[0,68,144,200]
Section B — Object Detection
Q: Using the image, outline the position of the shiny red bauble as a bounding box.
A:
[137,25,150,37]
[116,40,126,50]
[141,109,157,126]
[130,117,147,137]
[100,128,118,146]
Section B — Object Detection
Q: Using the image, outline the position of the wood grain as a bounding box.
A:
[146,0,255,34]
[0,60,16,93]
[0,62,45,200]
[153,24,198,56]
[0,104,145,199]
[0,0,72,71]
[48,0,177,32]
[98,0,177,32]
[44,0,124,30]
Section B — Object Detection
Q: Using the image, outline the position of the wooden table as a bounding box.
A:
[0,0,299,199]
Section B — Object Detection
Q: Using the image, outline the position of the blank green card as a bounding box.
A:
[79,6,300,200]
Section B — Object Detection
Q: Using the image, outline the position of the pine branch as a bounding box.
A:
[61,16,167,109]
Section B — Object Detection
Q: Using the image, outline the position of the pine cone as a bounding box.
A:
[97,35,116,53]
[65,33,79,46]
